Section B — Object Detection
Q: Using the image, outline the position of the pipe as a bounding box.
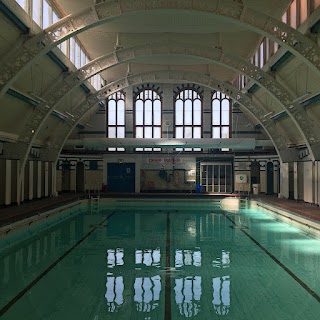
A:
[63,138,274,149]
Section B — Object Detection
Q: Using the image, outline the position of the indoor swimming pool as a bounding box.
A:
[0,198,320,319]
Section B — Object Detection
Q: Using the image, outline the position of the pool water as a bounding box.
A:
[0,199,320,319]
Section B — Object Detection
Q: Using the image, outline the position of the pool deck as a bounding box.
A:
[0,194,84,227]
[0,193,319,227]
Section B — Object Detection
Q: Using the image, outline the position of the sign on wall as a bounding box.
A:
[146,158,183,165]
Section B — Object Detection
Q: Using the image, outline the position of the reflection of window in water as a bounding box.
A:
[212,250,230,268]
[134,275,161,313]
[105,276,124,312]
[135,249,161,267]
[107,248,124,268]
[175,249,201,268]
[174,276,202,318]
[212,276,230,315]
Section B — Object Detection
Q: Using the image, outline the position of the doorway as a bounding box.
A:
[76,162,85,192]
[200,163,232,193]
[107,163,135,192]
[266,162,274,195]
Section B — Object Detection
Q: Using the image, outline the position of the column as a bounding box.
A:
[0,160,6,205]
[279,162,289,199]
[5,160,11,205]
[44,162,49,197]
[37,161,42,199]
[293,162,298,200]
[29,161,33,200]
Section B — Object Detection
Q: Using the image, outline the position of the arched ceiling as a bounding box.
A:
[1,0,320,173]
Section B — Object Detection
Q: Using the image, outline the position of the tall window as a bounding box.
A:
[175,86,202,151]
[107,92,125,151]
[212,91,231,151]
[134,87,162,152]
[15,0,104,90]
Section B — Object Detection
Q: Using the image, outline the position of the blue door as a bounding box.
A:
[107,163,135,192]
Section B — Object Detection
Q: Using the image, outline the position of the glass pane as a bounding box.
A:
[74,42,80,68]
[184,100,192,125]
[221,100,230,125]
[17,0,27,11]
[52,11,59,23]
[108,127,116,138]
[300,0,308,24]
[43,0,51,28]
[33,0,41,26]
[213,127,220,139]
[214,166,219,192]
[108,100,116,125]
[117,127,125,138]
[144,127,152,138]
[259,42,264,68]
[135,100,143,125]
[193,99,201,125]
[175,100,183,125]
[176,127,183,138]
[153,127,161,138]
[184,127,192,139]
[60,40,68,56]
[69,37,75,63]
[193,127,201,138]
[117,100,125,125]
[136,127,143,138]
[144,100,152,125]
[290,0,297,29]
[212,100,221,125]
[81,50,86,67]
[153,100,161,125]
[222,127,230,139]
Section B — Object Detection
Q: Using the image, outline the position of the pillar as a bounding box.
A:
[279,162,289,199]
[5,160,11,205]
[29,161,33,200]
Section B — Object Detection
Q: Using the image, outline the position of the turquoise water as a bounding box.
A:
[1,199,320,319]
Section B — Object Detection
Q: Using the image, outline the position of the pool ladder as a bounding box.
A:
[90,196,100,214]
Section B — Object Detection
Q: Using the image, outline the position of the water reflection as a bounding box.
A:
[212,250,230,268]
[175,249,201,268]
[134,275,161,313]
[135,249,161,267]
[107,248,124,268]
[174,276,202,318]
[105,275,124,312]
[212,276,230,316]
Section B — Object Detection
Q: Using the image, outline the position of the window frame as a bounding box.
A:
[106,91,126,152]
[134,86,163,152]
[174,85,203,152]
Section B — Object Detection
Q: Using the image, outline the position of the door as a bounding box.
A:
[76,162,85,192]
[61,161,71,192]
[266,162,274,195]
[107,163,135,192]
[201,163,232,193]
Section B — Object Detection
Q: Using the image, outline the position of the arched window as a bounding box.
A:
[174,86,203,151]
[106,91,125,151]
[134,86,162,152]
[212,91,231,144]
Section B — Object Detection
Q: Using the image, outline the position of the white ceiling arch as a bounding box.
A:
[39,70,293,164]
[0,0,320,97]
